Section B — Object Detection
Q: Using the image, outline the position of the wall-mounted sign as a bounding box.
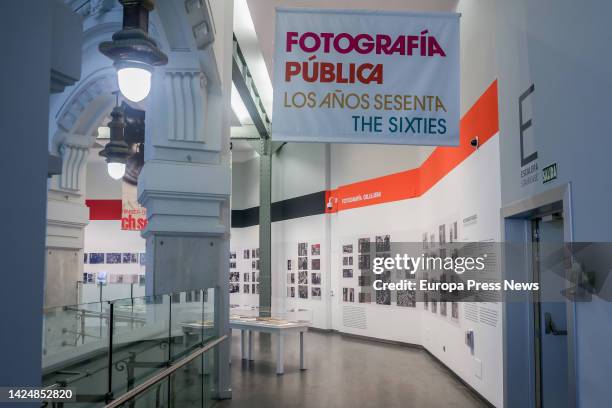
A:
[122,182,147,230]
[272,9,460,145]
[542,163,558,184]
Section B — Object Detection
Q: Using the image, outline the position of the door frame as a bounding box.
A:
[501,183,576,408]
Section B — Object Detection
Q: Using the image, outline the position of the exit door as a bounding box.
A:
[532,215,569,408]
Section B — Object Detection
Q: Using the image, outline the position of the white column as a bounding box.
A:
[46,134,95,308]
[138,55,231,398]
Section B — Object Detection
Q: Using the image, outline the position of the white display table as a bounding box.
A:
[229,317,309,375]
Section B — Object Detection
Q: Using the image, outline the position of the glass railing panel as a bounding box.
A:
[169,290,206,361]
[42,301,112,406]
[102,283,133,302]
[118,377,169,408]
[110,294,171,399]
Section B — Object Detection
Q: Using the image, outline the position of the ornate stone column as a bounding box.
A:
[45,133,95,308]
[138,57,232,398]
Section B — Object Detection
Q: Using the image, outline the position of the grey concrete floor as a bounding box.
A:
[216,330,490,408]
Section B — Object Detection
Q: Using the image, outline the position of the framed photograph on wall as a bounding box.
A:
[298,257,308,270]
[342,244,353,254]
[287,259,292,270]
[358,238,370,253]
[311,272,321,285]
[287,273,295,284]
[298,271,308,284]
[123,253,138,263]
[343,256,353,266]
[342,269,353,278]
[375,235,391,252]
[298,242,308,256]
[311,287,322,300]
[311,259,320,270]
[243,250,250,259]
[230,283,240,293]
[359,292,371,303]
[358,254,371,270]
[311,243,320,256]
[298,285,308,299]
[106,253,122,264]
[452,301,459,319]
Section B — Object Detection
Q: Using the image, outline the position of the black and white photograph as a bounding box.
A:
[343,256,353,266]
[287,273,295,284]
[359,292,371,303]
[376,289,391,305]
[311,243,320,256]
[251,283,256,293]
[243,273,250,282]
[342,269,353,278]
[311,272,321,285]
[430,233,435,245]
[243,249,250,259]
[243,284,250,294]
[288,286,295,298]
[251,260,256,269]
[230,284,240,293]
[298,242,308,256]
[452,301,459,319]
[298,256,308,270]
[229,251,236,259]
[422,232,428,249]
[453,221,458,240]
[311,287,322,300]
[375,235,391,252]
[431,299,437,313]
[358,238,370,253]
[255,284,260,294]
[229,261,236,269]
[311,258,320,270]
[396,290,416,307]
[89,253,104,264]
[358,254,371,270]
[287,259,292,270]
[439,224,446,244]
[139,253,146,266]
[84,253,88,264]
[106,253,122,264]
[298,285,308,299]
[358,275,371,286]
[298,271,308,284]
[122,253,138,263]
[251,249,256,258]
[255,248,260,258]
[423,292,429,310]
[342,244,353,254]
[230,272,240,282]
[440,301,447,316]
[251,271,256,282]
[342,287,355,302]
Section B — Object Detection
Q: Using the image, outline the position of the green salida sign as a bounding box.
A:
[542,163,558,184]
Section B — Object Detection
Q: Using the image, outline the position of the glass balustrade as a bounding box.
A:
[41,288,220,407]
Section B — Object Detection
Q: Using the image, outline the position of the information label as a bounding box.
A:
[273,9,460,145]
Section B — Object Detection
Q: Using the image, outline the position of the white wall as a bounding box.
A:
[495,1,612,406]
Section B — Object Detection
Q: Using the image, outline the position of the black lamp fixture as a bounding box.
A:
[99,94,146,181]
[99,94,131,180]
[99,0,168,102]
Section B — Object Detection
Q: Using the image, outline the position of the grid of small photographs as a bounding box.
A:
[422,219,461,322]
[84,252,145,265]
[229,248,260,295]
[287,242,322,300]
[83,252,145,285]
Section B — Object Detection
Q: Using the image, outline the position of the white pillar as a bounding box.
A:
[138,57,232,398]
[45,134,94,308]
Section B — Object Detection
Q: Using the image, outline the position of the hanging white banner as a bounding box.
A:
[272,9,460,145]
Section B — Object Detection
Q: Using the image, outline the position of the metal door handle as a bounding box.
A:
[544,312,567,336]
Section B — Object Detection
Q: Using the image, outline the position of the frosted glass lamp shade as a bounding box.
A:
[117,67,151,102]
[107,162,126,180]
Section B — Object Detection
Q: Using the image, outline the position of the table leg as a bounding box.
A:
[276,332,284,375]
[229,328,232,365]
[241,329,246,360]
[300,331,305,370]
[248,330,253,361]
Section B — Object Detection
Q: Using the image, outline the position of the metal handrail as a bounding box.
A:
[103,334,227,408]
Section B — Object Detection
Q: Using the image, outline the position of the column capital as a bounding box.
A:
[138,159,231,238]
